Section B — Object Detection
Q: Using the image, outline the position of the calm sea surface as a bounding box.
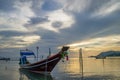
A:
[0,57,120,80]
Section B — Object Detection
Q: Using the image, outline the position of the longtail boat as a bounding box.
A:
[19,46,69,73]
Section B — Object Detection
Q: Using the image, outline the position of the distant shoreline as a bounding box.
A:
[0,57,10,61]
[89,51,120,59]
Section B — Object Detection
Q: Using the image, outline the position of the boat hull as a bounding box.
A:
[20,53,61,73]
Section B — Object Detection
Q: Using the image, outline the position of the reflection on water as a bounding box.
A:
[0,58,120,80]
[19,69,53,80]
[55,58,120,80]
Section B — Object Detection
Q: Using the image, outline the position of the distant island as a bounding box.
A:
[95,51,120,59]
[0,56,10,61]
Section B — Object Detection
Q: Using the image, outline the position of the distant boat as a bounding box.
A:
[19,46,69,73]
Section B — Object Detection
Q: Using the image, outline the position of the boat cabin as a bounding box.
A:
[19,50,35,65]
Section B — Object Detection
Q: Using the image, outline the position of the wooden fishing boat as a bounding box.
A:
[19,46,69,73]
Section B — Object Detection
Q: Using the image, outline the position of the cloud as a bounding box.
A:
[0,30,41,49]
[29,0,120,52]
[12,35,40,45]
[0,0,38,49]
[0,0,120,56]
[67,35,120,50]
[28,16,49,25]
[0,0,15,12]
[25,10,74,33]
[13,0,35,18]
[0,34,40,48]
[52,21,63,28]
[48,10,74,30]
[0,31,27,37]
[31,0,45,16]
[55,0,120,45]
[63,0,91,13]
[0,0,35,32]
[41,0,62,11]
[91,0,120,18]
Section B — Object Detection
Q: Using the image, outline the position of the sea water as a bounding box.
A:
[0,57,120,80]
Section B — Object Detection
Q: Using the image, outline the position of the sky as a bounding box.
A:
[0,0,120,57]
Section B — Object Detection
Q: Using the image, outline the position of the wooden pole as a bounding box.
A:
[79,48,84,80]
[36,46,39,61]
[49,48,51,57]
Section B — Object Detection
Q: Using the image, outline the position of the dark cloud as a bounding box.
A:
[0,31,27,37]
[61,0,120,41]
[31,0,62,16]
[27,16,49,25]
[52,18,118,46]
[0,30,31,46]
[41,0,62,11]
[0,0,15,12]
[30,0,44,16]
[52,21,63,28]
[85,0,111,13]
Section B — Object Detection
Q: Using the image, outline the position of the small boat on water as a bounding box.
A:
[19,46,69,73]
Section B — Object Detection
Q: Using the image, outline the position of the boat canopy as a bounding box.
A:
[20,50,35,56]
